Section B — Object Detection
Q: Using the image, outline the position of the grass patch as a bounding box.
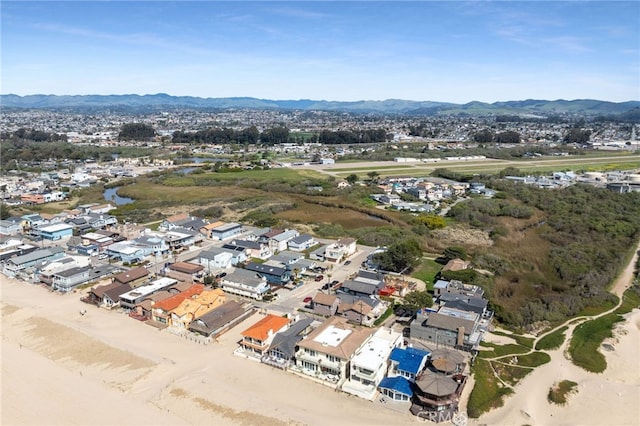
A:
[548,380,578,405]
[477,342,530,359]
[569,287,640,373]
[535,326,568,350]
[511,351,551,367]
[575,298,618,317]
[374,304,395,326]
[491,330,535,348]
[492,362,533,386]
[411,258,442,291]
[467,359,514,418]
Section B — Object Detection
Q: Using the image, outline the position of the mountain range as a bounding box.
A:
[1,93,638,116]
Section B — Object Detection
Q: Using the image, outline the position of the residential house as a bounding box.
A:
[197,247,234,271]
[2,247,65,277]
[0,219,21,236]
[262,317,314,369]
[309,244,328,261]
[387,346,431,382]
[102,283,133,308]
[119,277,178,311]
[337,300,374,326]
[339,270,385,298]
[189,301,254,339]
[165,262,204,283]
[83,281,131,307]
[134,234,169,257]
[312,292,340,317]
[410,371,468,423]
[220,268,270,300]
[129,290,174,321]
[378,376,414,404]
[150,283,205,325]
[112,267,149,288]
[226,239,271,260]
[341,328,403,400]
[51,264,121,293]
[105,241,149,263]
[293,316,374,386]
[37,223,74,241]
[410,306,483,351]
[269,229,299,253]
[325,238,357,263]
[244,262,291,285]
[169,288,227,332]
[287,234,316,252]
[239,314,290,357]
[208,222,243,241]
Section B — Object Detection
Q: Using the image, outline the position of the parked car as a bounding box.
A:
[322,283,330,290]
[344,260,352,265]
[314,275,324,282]
[303,296,312,303]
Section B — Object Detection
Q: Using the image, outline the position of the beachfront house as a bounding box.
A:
[220,268,270,300]
[119,277,178,311]
[341,328,403,400]
[262,317,314,370]
[169,288,227,332]
[293,316,374,386]
[409,307,483,351]
[188,301,254,339]
[239,314,290,357]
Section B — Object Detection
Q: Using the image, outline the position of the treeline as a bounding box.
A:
[474,180,640,325]
[0,139,154,169]
[171,126,390,145]
[317,129,390,144]
[1,128,68,143]
[118,123,156,140]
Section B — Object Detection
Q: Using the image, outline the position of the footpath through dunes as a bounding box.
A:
[470,239,640,426]
[0,278,416,426]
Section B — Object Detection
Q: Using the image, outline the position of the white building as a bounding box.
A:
[341,328,403,400]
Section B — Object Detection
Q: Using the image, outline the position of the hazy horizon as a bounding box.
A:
[2,1,639,103]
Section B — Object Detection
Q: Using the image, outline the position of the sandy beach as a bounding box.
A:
[1,277,417,426]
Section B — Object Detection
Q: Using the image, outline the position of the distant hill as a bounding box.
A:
[1,93,638,116]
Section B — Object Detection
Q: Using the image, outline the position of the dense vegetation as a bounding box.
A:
[0,129,156,170]
[118,123,156,140]
[548,380,578,405]
[446,180,640,326]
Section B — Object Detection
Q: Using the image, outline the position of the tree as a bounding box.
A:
[402,290,433,311]
[0,203,11,220]
[563,128,591,144]
[367,171,380,184]
[443,246,467,261]
[473,129,494,143]
[346,174,359,185]
[373,239,422,273]
[119,123,156,141]
[494,130,521,144]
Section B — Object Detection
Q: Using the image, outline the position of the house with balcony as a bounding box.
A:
[169,288,227,332]
[51,264,121,293]
[409,306,484,351]
[312,292,340,317]
[197,248,234,271]
[287,234,316,252]
[293,316,374,387]
[268,229,299,253]
[2,247,65,278]
[387,346,431,382]
[189,301,254,339]
[165,262,204,283]
[324,238,357,263]
[239,314,291,357]
[262,317,314,370]
[220,268,270,300]
[226,239,271,260]
[37,223,74,241]
[243,262,291,286]
[341,328,403,400]
[119,277,178,311]
[410,372,468,423]
[207,222,244,241]
[112,266,149,288]
[150,283,205,325]
[0,219,21,236]
[83,281,131,307]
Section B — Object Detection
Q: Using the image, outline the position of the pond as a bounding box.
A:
[103,187,135,205]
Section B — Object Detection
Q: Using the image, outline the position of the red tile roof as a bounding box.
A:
[153,284,205,312]
[241,314,290,342]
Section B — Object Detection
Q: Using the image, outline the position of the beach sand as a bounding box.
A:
[472,308,640,426]
[1,278,416,426]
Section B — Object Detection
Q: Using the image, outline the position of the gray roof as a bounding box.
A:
[54,265,91,278]
[229,240,262,250]
[9,248,60,265]
[340,279,380,296]
[415,372,459,397]
[289,234,313,245]
[189,301,248,336]
[267,318,314,359]
[424,312,476,334]
[223,268,266,288]
[244,262,288,277]
[335,293,380,309]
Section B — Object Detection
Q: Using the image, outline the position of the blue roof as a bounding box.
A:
[379,376,413,396]
[389,347,430,375]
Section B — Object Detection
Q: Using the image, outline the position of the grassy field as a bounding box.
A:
[411,258,443,290]
[568,288,640,373]
[490,330,535,349]
[467,359,513,418]
[478,342,530,359]
[548,380,578,405]
[535,326,568,350]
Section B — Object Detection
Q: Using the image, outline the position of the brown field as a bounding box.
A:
[275,199,387,229]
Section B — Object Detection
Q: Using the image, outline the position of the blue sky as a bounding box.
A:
[1,1,639,103]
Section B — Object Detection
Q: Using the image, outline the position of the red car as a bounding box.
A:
[303,296,313,303]
[314,275,324,282]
